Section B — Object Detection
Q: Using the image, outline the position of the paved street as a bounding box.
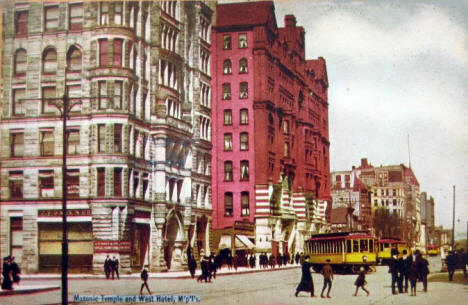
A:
[0,257,466,305]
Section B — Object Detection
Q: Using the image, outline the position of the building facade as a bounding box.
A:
[211,1,331,258]
[420,192,435,248]
[0,0,215,273]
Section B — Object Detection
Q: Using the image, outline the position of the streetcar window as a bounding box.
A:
[369,240,374,252]
[347,240,351,252]
[360,239,368,252]
[353,240,359,252]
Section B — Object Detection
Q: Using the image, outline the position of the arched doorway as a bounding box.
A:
[164,213,184,270]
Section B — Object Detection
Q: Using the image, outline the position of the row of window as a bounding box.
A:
[224,161,249,182]
[224,191,250,217]
[223,109,248,125]
[222,83,248,100]
[307,239,375,254]
[224,133,249,151]
[223,58,248,74]
[223,34,248,50]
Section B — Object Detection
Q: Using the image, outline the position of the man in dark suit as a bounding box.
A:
[388,249,400,295]
[112,256,120,279]
[400,249,413,293]
[104,255,112,279]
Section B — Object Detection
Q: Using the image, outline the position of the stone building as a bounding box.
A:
[211,1,331,259]
[0,0,215,273]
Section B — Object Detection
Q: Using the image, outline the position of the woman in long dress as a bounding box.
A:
[295,256,314,297]
[2,256,13,291]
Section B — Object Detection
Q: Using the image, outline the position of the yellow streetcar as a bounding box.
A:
[427,244,438,256]
[377,238,410,265]
[305,232,377,273]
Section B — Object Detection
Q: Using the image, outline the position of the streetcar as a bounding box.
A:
[376,238,410,265]
[304,232,377,273]
[427,244,439,256]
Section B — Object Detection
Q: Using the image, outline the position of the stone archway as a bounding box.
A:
[164,212,185,270]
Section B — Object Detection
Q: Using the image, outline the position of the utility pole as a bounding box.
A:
[451,185,455,250]
[61,90,69,305]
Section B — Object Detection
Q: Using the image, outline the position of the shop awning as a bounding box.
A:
[235,235,255,250]
[219,235,231,249]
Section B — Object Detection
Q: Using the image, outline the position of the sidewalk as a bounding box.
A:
[1,264,300,296]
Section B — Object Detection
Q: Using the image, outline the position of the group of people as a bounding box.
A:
[445,249,467,281]
[1,256,21,291]
[295,257,336,298]
[388,249,429,296]
[258,253,293,269]
[104,255,120,280]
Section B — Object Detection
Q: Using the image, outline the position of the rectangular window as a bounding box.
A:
[113,39,123,67]
[114,168,122,197]
[223,110,232,125]
[114,2,123,25]
[223,83,231,100]
[142,173,149,199]
[223,35,231,49]
[98,124,106,153]
[98,81,107,109]
[9,171,23,199]
[42,87,57,114]
[39,170,54,198]
[44,6,59,32]
[100,2,109,25]
[241,192,250,216]
[240,133,248,151]
[114,81,122,109]
[11,132,24,157]
[13,89,25,116]
[240,109,248,125]
[224,134,232,151]
[224,193,233,216]
[239,34,247,48]
[114,124,122,153]
[69,3,83,31]
[15,10,28,35]
[133,171,139,197]
[240,82,248,99]
[10,217,23,262]
[97,167,105,197]
[240,161,249,180]
[99,39,108,67]
[67,169,80,198]
[224,162,233,181]
[40,130,55,156]
[284,142,289,157]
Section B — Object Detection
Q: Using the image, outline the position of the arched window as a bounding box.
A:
[240,132,248,151]
[240,109,248,125]
[223,59,232,74]
[67,46,82,71]
[239,58,248,73]
[14,49,27,76]
[222,83,231,100]
[42,48,57,74]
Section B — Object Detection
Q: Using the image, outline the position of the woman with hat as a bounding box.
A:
[295,256,315,297]
[1,256,13,290]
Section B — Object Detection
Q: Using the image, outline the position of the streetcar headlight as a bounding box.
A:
[362,255,367,262]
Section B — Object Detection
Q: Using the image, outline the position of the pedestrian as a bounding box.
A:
[197,253,211,283]
[104,255,112,279]
[388,250,400,295]
[1,256,13,291]
[139,268,152,295]
[353,267,370,296]
[277,254,283,268]
[227,253,233,270]
[188,254,197,279]
[284,253,290,266]
[233,254,238,271]
[249,253,256,268]
[415,250,429,292]
[295,252,300,265]
[320,259,333,298]
[456,249,467,278]
[269,254,276,269]
[409,261,418,296]
[209,254,216,280]
[295,256,315,297]
[446,251,456,281]
[400,250,413,293]
[112,256,120,279]
[10,256,21,286]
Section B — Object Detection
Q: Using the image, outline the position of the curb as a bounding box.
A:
[0,285,60,296]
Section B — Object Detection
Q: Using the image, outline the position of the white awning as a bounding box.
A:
[235,235,255,250]
[219,235,231,249]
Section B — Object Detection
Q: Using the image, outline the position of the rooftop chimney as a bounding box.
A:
[285,15,296,28]
[361,158,368,168]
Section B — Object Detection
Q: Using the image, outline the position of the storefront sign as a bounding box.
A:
[94,241,131,253]
[38,209,92,217]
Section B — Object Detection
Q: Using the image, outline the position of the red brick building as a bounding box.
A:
[211,1,331,257]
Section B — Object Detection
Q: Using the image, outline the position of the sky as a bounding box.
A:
[266,0,468,237]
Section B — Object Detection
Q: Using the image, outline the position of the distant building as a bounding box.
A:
[0,0,216,273]
[420,192,435,247]
[211,1,331,258]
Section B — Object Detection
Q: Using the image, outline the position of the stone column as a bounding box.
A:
[150,202,167,272]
